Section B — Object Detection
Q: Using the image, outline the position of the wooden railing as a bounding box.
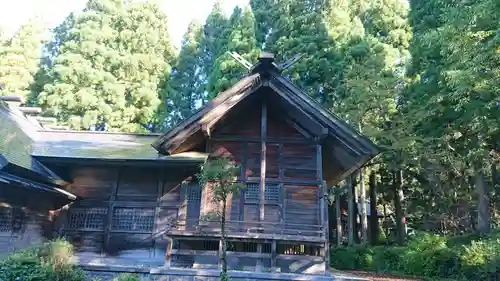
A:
[169,219,324,240]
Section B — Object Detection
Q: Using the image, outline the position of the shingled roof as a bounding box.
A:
[0,101,76,203]
[153,53,379,185]
[32,130,208,164]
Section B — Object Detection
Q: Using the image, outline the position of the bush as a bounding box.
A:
[459,239,500,280]
[330,246,374,270]
[330,231,500,281]
[0,239,86,281]
[370,246,406,272]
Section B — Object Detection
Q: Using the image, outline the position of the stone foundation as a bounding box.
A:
[81,264,369,281]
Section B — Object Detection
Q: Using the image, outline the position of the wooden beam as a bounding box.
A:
[0,96,25,103]
[165,236,173,268]
[347,175,355,246]
[256,243,263,272]
[103,168,120,253]
[218,238,223,270]
[271,240,277,273]
[17,107,42,114]
[212,136,314,144]
[360,167,368,244]
[34,117,57,124]
[335,187,342,247]
[322,182,330,274]
[153,172,164,257]
[259,103,267,222]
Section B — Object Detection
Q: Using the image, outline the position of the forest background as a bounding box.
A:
[0,0,499,254]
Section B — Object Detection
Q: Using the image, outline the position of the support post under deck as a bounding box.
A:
[165,237,173,268]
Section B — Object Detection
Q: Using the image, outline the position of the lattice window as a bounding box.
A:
[112,208,154,232]
[68,208,107,230]
[245,183,280,203]
[186,185,201,201]
[245,183,259,202]
[0,207,12,232]
[265,184,280,203]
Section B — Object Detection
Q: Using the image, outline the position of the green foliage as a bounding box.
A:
[330,231,500,280]
[0,18,47,99]
[207,6,259,99]
[197,156,245,205]
[38,0,175,132]
[162,20,205,129]
[0,239,86,281]
[197,156,245,281]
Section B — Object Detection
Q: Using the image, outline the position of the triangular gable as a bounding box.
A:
[153,53,379,185]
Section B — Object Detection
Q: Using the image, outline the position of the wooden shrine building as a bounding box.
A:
[0,53,378,277]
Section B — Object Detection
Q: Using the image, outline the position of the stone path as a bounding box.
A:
[344,271,424,281]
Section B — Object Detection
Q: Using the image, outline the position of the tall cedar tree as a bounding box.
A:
[0,19,46,99]
[200,0,230,97]
[405,0,499,234]
[39,0,174,132]
[250,0,341,105]
[162,20,205,129]
[207,6,259,99]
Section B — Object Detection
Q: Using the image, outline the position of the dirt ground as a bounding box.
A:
[345,270,424,281]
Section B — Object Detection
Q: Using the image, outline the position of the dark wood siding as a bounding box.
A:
[55,164,193,264]
[203,101,323,238]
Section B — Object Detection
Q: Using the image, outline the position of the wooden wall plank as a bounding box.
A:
[260,103,267,222]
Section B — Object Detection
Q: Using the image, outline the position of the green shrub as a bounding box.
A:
[330,231,500,281]
[0,239,86,281]
[459,239,500,280]
[370,246,406,272]
[330,246,374,270]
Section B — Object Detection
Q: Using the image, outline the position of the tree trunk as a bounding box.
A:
[492,164,498,221]
[347,175,355,246]
[393,170,405,245]
[221,197,228,280]
[369,172,379,245]
[359,168,368,244]
[475,168,490,234]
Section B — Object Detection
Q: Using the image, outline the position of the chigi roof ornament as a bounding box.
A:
[227,51,305,75]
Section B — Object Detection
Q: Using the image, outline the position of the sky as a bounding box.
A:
[0,0,249,47]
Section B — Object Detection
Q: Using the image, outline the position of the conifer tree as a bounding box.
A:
[162,20,205,128]
[206,6,259,98]
[250,0,341,105]
[200,0,230,97]
[0,19,46,98]
[39,0,175,132]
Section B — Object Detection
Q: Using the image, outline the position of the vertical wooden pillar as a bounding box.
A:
[347,175,355,246]
[359,168,368,244]
[317,143,329,273]
[256,243,263,272]
[271,240,277,273]
[103,167,120,254]
[152,173,164,258]
[335,189,342,247]
[218,238,223,270]
[369,172,379,245]
[259,103,267,223]
[165,237,173,268]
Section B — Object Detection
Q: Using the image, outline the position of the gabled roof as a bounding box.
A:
[153,53,379,184]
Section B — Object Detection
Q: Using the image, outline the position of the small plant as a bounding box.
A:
[197,156,245,281]
[0,239,86,281]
